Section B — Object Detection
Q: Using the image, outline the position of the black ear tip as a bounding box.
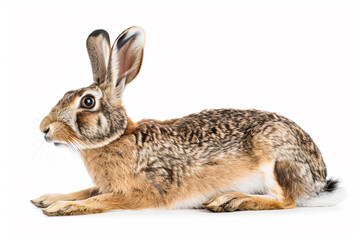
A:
[116,31,142,49]
[87,29,110,42]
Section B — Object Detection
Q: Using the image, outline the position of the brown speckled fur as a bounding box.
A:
[32,27,338,216]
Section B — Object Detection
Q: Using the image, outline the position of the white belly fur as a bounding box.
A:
[170,162,276,209]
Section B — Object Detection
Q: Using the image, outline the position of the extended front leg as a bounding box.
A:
[41,192,152,216]
[31,187,99,208]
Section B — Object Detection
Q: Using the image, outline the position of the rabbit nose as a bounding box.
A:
[40,116,51,133]
[43,127,50,134]
[40,116,53,142]
[43,127,52,143]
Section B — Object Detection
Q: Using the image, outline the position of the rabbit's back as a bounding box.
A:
[132,109,327,201]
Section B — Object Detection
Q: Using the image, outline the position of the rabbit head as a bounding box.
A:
[39,27,145,149]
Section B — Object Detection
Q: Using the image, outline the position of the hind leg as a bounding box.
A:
[204,160,295,212]
[204,192,295,212]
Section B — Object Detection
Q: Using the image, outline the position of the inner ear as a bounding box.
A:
[115,37,137,87]
[106,27,145,92]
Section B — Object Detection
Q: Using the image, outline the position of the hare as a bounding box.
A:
[31,26,344,216]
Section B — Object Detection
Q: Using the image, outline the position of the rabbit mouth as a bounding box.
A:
[54,142,68,147]
[54,142,68,148]
[44,135,68,147]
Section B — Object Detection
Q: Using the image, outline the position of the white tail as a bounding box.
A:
[296,179,346,207]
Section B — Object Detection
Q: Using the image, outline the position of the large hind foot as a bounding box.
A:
[203,192,295,212]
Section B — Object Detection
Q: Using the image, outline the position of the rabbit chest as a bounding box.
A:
[80,135,138,194]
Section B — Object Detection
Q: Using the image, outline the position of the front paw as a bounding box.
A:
[42,201,104,216]
[31,193,66,208]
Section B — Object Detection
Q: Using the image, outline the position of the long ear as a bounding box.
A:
[86,29,111,85]
[106,26,145,93]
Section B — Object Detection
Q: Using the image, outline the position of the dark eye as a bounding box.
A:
[81,95,95,109]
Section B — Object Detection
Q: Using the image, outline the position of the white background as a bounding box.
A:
[2,0,360,239]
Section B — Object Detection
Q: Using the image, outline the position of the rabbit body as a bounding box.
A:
[80,108,328,211]
[31,27,343,216]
